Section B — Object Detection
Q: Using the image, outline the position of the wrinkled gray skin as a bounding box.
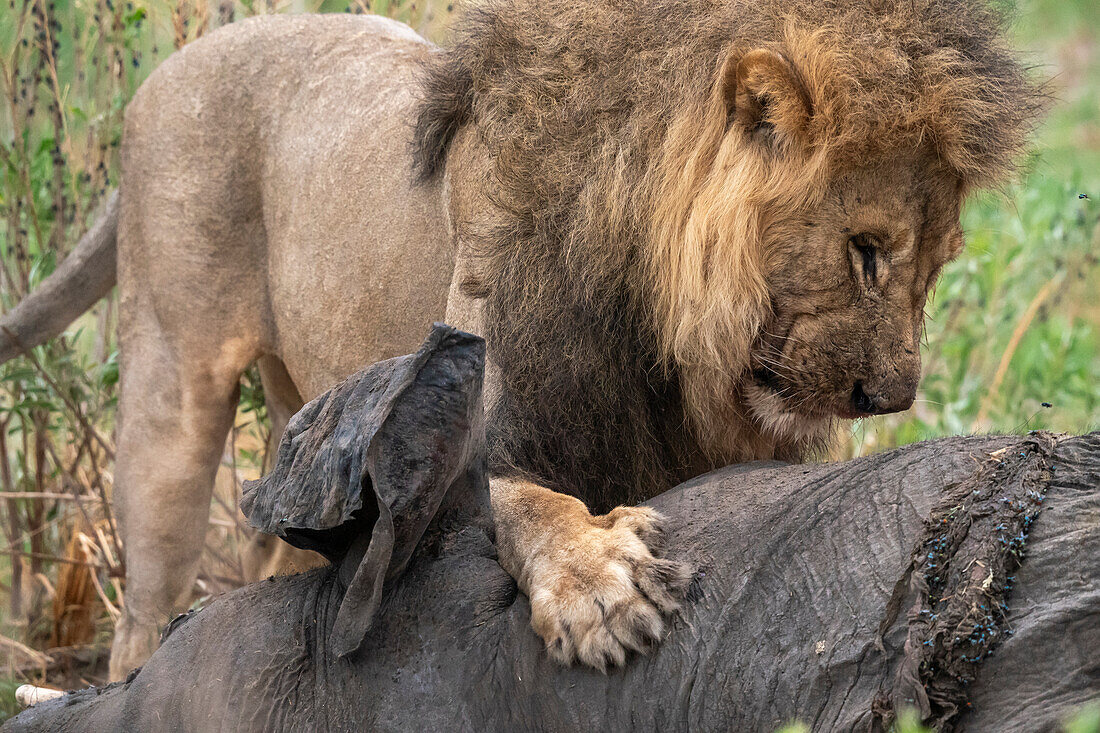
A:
[6,332,1098,733]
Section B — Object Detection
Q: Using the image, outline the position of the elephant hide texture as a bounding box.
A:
[6,329,1098,732]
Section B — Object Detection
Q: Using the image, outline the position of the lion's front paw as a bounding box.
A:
[527,506,691,671]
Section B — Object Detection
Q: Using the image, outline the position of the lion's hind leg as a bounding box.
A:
[108,319,257,680]
[490,477,692,670]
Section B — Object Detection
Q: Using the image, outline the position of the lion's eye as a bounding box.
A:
[848,233,879,285]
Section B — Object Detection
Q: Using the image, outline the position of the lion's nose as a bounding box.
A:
[851,380,915,416]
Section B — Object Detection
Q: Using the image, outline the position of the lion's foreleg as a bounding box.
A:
[490,476,691,670]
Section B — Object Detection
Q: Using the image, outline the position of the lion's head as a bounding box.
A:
[415,0,1044,501]
[642,12,1042,459]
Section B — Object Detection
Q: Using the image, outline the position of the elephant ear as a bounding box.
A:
[241,324,486,657]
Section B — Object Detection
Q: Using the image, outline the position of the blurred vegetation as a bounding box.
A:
[1067,702,1100,733]
[0,0,1095,722]
[776,708,935,733]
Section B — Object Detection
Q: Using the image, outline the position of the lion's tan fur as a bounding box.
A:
[102,14,453,678]
[646,74,810,456]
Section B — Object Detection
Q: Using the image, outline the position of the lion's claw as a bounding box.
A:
[528,506,691,671]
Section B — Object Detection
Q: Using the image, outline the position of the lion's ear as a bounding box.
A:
[719,48,812,148]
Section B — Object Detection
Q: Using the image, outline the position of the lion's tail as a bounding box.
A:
[412,49,475,182]
[0,190,118,365]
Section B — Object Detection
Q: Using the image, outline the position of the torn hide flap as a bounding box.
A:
[241,323,486,656]
[871,431,1058,731]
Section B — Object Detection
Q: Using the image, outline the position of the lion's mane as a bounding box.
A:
[414,0,1042,509]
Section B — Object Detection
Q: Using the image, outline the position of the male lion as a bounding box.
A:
[414,0,1040,668]
[0,0,1039,678]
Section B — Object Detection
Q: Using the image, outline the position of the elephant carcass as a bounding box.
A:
[6,326,1098,732]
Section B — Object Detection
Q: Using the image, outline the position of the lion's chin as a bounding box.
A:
[743,380,834,444]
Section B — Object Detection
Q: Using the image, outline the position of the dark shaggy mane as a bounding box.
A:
[413,0,1044,184]
[411,48,473,182]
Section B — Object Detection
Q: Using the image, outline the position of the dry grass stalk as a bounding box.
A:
[50,531,96,647]
[972,275,1061,430]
